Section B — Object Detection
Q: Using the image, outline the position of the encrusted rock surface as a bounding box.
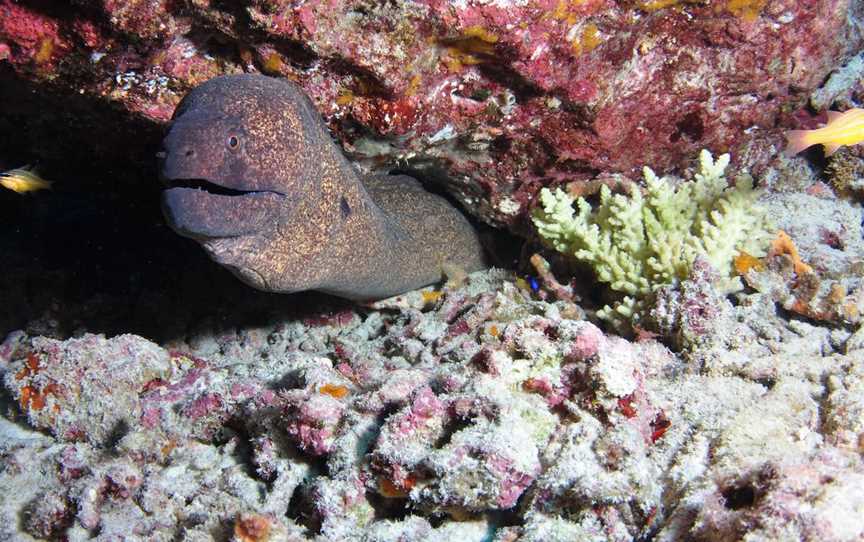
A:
[1,0,862,229]
[2,3,864,541]
[3,232,864,541]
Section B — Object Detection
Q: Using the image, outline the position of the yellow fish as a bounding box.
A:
[785,108,864,157]
[0,165,53,194]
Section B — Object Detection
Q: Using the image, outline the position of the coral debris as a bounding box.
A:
[3,258,864,540]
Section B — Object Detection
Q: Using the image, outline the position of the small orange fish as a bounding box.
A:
[785,108,864,157]
[0,165,53,194]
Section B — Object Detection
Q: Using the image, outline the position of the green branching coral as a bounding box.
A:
[532,150,772,329]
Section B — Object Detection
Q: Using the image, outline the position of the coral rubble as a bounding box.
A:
[3,251,864,539]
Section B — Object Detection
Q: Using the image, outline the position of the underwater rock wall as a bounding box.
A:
[1,0,861,229]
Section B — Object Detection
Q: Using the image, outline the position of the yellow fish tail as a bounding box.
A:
[786,108,864,157]
[784,129,816,156]
[823,142,842,157]
[35,179,53,191]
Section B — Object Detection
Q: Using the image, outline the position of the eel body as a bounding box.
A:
[158,74,485,300]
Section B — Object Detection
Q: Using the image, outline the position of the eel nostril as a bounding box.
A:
[184,149,194,157]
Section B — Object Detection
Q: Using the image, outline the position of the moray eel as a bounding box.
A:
[159,74,485,300]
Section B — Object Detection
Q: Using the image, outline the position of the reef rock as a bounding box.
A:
[0,0,861,230]
[4,264,864,540]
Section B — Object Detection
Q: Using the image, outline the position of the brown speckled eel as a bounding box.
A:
[159,74,485,300]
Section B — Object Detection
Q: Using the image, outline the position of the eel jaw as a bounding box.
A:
[161,180,286,240]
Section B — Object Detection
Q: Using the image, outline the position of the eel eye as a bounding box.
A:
[227,135,240,149]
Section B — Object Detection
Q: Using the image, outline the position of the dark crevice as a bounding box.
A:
[670,111,705,143]
[721,484,757,510]
[217,420,259,480]
[325,57,394,99]
[815,372,835,440]
[754,377,777,390]
[488,490,529,526]
[432,416,472,449]
[476,58,543,102]
[285,481,323,536]
[104,419,130,452]
[367,490,412,522]
[269,40,319,68]
[184,4,319,70]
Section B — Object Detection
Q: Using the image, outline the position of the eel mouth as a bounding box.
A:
[163,177,285,197]
[161,178,286,239]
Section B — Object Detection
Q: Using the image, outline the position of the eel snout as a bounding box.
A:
[158,106,288,239]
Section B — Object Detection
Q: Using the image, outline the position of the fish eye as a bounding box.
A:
[227,135,240,149]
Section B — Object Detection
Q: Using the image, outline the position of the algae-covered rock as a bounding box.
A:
[1,0,862,229]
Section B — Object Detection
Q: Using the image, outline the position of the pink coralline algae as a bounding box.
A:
[3,333,172,445]
[1,1,861,230]
[2,266,864,539]
[283,391,347,456]
[0,1,71,70]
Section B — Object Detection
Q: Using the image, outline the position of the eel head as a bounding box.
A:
[158,74,328,290]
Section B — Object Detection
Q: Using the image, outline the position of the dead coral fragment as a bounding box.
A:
[769,230,813,276]
[233,514,271,542]
[532,150,772,330]
[742,232,863,325]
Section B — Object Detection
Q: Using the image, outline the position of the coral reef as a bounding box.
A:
[1,3,863,542]
[3,239,864,539]
[532,150,772,331]
[5,333,172,445]
[827,147,864,196]
[1,0,862,230]
[738,193,864,326]
[811,51,864,111]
